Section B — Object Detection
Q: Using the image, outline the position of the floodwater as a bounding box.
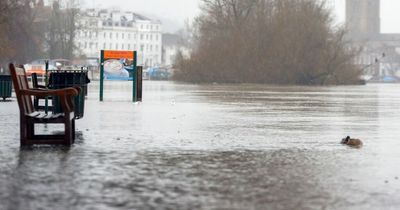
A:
[1,81,400,210]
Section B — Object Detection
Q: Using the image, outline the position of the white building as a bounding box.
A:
[76,9,162,67]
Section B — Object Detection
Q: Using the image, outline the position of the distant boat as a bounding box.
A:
[147,67,171,80]
[360,75,373,81]
[143,68,150,80]
[367,76,400,83]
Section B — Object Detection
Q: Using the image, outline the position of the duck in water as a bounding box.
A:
[341,136,363,148]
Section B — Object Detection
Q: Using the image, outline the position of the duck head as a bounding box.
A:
[341,136,350,144]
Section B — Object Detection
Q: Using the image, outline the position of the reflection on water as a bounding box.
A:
[1,81,400,209]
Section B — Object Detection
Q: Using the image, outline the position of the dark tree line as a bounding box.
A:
[0,0,43,68]
[174,0,361,85]
[0,0,80,71]
[46,0,80,60]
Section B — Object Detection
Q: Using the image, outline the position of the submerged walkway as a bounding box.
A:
[1,81,400,209]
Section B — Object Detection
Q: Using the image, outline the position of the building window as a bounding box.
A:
[103,43,106,49]
[128,44,130,50]
[110,32,112,39]
[116,33,118,39]
[121,44,124,50]
[140,34,143,40]
[128,34,131,39]
[140,44,144,51]
[84,42,87,49]
[116,43,118,50]
[122,33,124,39]
[150,45,153,51]
[104,32,106,38]
[109,43,112,49]
[150,34,152,40]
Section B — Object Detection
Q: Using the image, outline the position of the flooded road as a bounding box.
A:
[1,81,400,209]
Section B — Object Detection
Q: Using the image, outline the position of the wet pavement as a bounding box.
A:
[1,81,400,210]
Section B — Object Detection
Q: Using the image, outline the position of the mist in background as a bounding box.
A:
[82,0,201,32]
[74,0,400,33]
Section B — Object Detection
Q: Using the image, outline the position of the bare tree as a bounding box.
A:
[45,0,80,60]
[0,0,45,69]
[174,0,361,85]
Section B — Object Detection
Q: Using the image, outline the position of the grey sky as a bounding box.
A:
[335,0,400,33]
[83,0,400,33]
[83,0,201,32]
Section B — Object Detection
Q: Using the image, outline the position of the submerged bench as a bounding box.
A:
[9,64,80,146]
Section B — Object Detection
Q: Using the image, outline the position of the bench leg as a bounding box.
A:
[20,119,29,146]
[72,119,76,143]
[64,120,73,145]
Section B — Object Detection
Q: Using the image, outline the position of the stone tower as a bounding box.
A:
[346,0,380,40]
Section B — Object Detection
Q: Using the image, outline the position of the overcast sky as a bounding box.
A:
[82,0,400,33]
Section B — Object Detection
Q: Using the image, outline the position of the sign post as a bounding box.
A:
[100,50,104,101]
[132,51,137,102]
[99,50,138,102]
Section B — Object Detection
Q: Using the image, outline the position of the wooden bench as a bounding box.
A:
[9,64,80,146]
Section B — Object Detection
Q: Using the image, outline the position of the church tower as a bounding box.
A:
[346,0,380,40]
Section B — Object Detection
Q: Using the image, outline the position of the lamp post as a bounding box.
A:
[45,60,49,114]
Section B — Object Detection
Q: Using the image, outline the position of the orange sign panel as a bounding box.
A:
[104,50,134,59]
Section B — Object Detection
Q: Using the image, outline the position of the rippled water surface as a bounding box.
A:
[1,81,400,210]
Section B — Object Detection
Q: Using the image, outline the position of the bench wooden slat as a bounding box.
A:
[27,111,41,118]
[44,113,64,119]
[35,113,47,119]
